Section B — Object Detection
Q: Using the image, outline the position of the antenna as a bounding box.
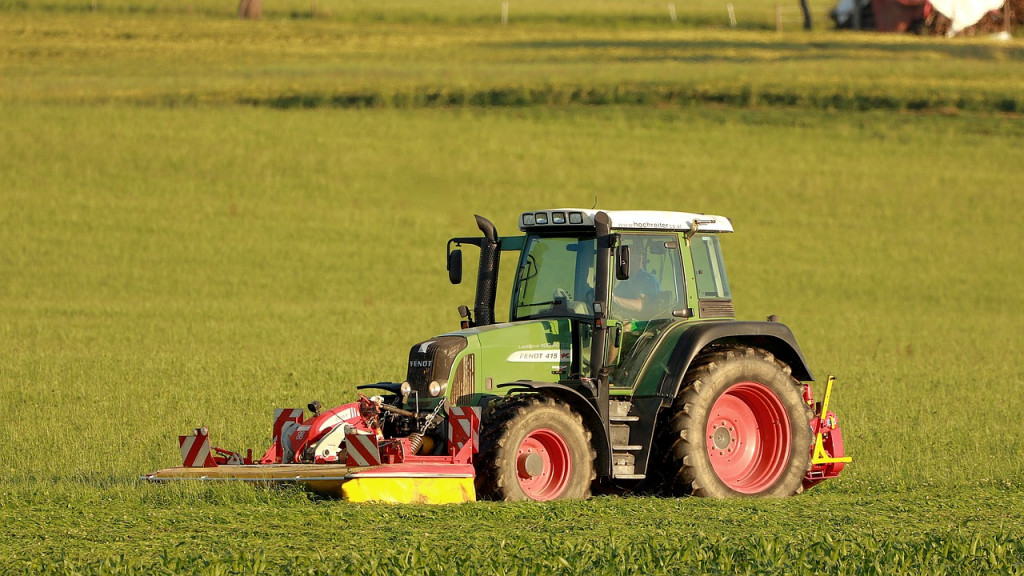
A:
[591,196,598,209]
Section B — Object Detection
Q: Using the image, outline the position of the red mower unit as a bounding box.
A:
[147,209,851,502]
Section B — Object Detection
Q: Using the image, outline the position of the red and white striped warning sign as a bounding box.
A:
[345,432,381,467]
[447,406,481,454]
[179,427,216,467]
[271,408,305,443]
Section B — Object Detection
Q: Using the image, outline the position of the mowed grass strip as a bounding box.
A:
[1,103,1023,572]
[2,11,1023,112]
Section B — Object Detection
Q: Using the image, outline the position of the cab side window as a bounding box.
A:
[612,234,686,321]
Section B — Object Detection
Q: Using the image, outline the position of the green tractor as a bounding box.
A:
[404,209,848,500]
[151,208,848,502]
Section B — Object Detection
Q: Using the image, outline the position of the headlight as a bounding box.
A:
[428,380,445,397]
[400,381,412,397]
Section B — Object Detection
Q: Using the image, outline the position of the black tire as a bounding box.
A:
[659,346,812,499]
[475,395,596,501]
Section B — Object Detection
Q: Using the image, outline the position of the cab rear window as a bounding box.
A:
[690,234,731,299]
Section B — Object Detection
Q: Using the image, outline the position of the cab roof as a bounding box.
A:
[519,209,733,233]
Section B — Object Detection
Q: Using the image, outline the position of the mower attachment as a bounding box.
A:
[145,400,482,504]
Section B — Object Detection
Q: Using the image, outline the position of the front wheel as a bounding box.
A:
[662,346,812,498]
[475,396,596,501]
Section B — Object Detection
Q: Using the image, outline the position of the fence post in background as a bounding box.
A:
[238,0,262,19]
[728,3,737,27]
[775,4,783,31]
[668,2,678,22]
[501,1,509,25]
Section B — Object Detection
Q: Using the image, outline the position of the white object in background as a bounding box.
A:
[929,0,1006,35]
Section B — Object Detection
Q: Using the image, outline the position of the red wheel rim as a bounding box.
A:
[706,381,791,494]
[516,428,571,501]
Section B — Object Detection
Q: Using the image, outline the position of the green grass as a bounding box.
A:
[2,12,1023,113]
[2,4,1024,574]
[6,485,1024,574]
[0,0,838,29]
[2,104,1023,573]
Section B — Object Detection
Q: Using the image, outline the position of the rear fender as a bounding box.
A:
[496,381,611,478]
[656,321,814,402]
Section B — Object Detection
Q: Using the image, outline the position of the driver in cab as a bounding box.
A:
[611,244,660,320]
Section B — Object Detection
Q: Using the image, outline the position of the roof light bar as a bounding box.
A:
[517,209,733,233]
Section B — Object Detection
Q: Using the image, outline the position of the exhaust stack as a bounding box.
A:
[473,215,500,327]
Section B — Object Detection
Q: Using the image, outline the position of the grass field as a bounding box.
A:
[0,0,851,29]
[2,2,1024,574]
[3,10,1024,112]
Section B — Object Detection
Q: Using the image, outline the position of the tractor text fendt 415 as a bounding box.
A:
[148,209,850,502]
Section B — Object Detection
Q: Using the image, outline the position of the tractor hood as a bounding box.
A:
[404,319,575,408]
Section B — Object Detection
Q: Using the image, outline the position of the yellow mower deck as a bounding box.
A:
[144,463,476,504]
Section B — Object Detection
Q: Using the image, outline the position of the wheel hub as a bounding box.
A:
[517,452,544,478]
[712,424,733,451]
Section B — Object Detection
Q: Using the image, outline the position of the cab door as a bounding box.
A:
[607,233,688,391]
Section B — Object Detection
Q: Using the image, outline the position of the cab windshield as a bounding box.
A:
[512,236,596,321]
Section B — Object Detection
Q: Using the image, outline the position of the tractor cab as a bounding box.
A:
[446,209,736,387]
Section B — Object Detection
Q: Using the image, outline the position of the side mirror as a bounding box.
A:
[447,249,463,284]
[615,245,630,281]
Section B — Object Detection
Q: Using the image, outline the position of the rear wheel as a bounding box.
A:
[662,346,812,498]
[475,395,595,501]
